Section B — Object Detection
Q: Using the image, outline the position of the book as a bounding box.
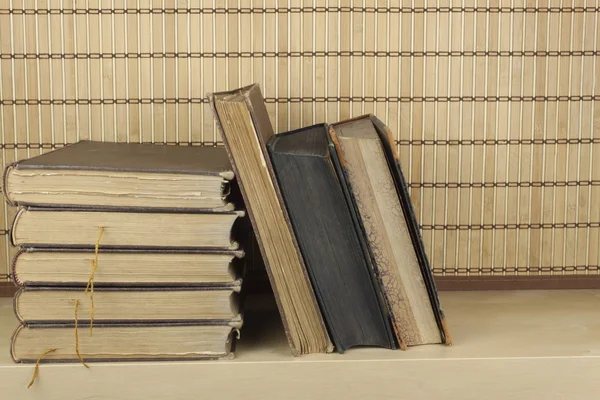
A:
[207,84,333,355]
[267,124,397,352]
[12,248,244,287]
[11,321,242,362]
[11,207,244,249]
[329,115,451,348]
[14,287,241,324]
[3,141,235,211]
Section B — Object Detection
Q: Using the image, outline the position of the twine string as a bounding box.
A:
[73,299,89,369]
[85,226,104,335]
[27,348,57,389]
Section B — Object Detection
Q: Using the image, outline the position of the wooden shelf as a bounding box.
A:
[1,290,599,399]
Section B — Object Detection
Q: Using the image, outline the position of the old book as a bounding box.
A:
[12,248,244,287]
[14,287,241,324]
[11,321,242,362]
[268,124,397,352]
[11,207,243,249]
[3,141,235,211]
[329,115,451,348]
[208,84,332,355]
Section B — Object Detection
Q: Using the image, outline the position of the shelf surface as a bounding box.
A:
[0,289,599,399]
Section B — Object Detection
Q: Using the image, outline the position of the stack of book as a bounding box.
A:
[4,142,247,364]
[209,84,452,355]
[4,85,453,364]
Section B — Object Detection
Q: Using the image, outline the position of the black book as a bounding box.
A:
[267,124,397,353]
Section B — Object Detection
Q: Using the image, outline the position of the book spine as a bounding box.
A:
[13,287,24,324]
[9,324,23,363]
[2,163,18,207]
[11,247,26,287]
[10,207,25,247]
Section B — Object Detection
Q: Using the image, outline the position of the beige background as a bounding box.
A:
[0,0,598,280]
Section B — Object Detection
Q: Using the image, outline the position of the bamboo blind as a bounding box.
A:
[0,1,599,282]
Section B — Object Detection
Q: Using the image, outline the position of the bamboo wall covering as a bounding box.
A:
[0,1,599,282]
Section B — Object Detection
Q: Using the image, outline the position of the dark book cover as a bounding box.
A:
[268,124,397,352]
[4,141,233,176]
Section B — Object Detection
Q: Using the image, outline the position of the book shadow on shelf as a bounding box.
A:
[237,291,293,357]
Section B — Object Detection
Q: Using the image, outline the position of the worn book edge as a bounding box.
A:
[13,286,243,325]
[11,247,245,288]
[11,319,242,363]
[370,114,452,346]
[10,207,244,251]
[3,164,235,212]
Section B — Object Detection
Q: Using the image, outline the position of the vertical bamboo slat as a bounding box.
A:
[0,2,598,282]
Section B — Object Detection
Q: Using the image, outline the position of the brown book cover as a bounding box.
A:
[3,141,237,211]
[207,84,333,355]
[329,114,451,347]
[5,140,232,176]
